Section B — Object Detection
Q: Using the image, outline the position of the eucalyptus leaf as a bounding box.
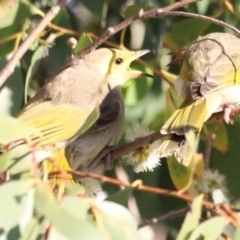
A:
[123,4,153,18]
[0,180,34,231]
[0,114,41,144]
[99,201,143,240]
[20,217,41,240]
[60,196,89,220]
[0,145,49,174]
[75,34,93,54]
[35,184,103,240]
[164,18,211,48]
[0,0,18,20]
[188,217,228,240]
[177,195,203,240]
[24,47,43,103]
[234,226,240,240]
[106,187,133,207]
[0,56,24,115]
[100,201,137,230]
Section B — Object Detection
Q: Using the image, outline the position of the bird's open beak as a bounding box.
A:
[128,49,154,79]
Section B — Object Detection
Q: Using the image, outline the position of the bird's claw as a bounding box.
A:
[87,146,115,172]
[223,104,240,125]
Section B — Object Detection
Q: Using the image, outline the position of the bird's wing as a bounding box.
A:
[18,102,94,146]
[182,33,240,99]
[78,86,123,138]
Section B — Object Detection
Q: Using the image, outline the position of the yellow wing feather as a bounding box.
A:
[18,102,92,146]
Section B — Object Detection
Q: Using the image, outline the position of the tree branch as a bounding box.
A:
[0,0,70,87]
[138,207,190,228]
[55,170,240,226]
[111,132,162,159]
[76,0,198,58]
[108,107,240,162]
[158,11,240,37]
[1,0,239,88]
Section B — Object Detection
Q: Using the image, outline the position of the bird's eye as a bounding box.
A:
[115,58,123,64]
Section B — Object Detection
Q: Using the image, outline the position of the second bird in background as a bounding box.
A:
[158,32,240,166]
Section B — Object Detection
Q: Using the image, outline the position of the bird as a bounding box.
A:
[158,32,240,166]
[16,48,150,191]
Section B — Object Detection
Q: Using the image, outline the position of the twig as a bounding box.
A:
[204,136,213,170]
[108,106,240,161]
[158,11,240,36]
[0,0,70,87]
[138,207,190,228]
[76,0,198,58]
[111,132,162,159]
[51,169,239,226]
[2,0,239,87]
[77,2,240,59]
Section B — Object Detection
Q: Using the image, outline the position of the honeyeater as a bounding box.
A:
[158,32,240,166]
[16,48,149,189]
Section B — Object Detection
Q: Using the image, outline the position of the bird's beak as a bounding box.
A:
[128,49,154,79]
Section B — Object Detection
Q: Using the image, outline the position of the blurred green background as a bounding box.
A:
[1,0,240,239]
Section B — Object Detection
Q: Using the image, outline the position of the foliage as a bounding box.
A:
[1,0,240,239]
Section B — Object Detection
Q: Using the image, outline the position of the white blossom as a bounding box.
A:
[124,126,161,173]
[188,169,229,204]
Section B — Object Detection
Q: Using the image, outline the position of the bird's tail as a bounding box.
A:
[159,97,207,165]
[43,147,76,190]
[158,134,195,165]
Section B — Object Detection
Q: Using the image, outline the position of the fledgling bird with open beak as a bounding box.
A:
[158,32,240,166]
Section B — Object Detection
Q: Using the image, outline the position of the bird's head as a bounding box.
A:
[85,48,151,87]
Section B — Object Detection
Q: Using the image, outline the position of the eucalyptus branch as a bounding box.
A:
[108,106,240,161]
[159,11,240,36]
[77,0,240,59]
[56,169,240,226]
[138,207,190,228]
[77,0,197,58]
[0,0,70,87]
[111,132,162,159]
[1,0,238,88]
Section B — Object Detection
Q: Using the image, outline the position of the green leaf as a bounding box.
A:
[60,196,89,220]
[35,184,103,240]
[99,201,143,240]
[64,184,85,195]
[234,225,240,240]
[124,64,153,106]
[123,4,153,18]
[100,201,137,229]
[0,180,34,231]
[164,18,211,49]
[197,0,210,14]
[0,0,18,20]
[0,56,24,115]
[75,34,93,54]
[24,47,43,103]
[106,187,133,207]
[177,195,203,240]
[0,114,41,144]
[79,0,105,18]
[0,145,49,175]
[203,121,228,154]
[188,216,228,240]
[0,0,43,29]
[20,217,41,240]
[167,155,195,191]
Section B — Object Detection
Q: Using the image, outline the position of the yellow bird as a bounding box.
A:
[17,48,150,190]
[158,32,240,166]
